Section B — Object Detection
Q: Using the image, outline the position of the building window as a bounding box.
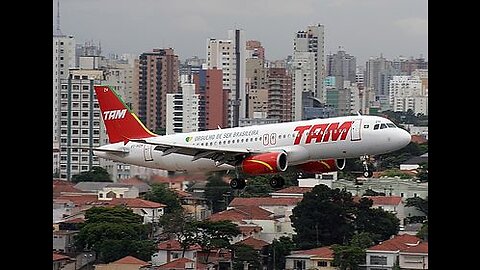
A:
[370,255,387,265]
[317,261,327,267]
[294,260,306,270]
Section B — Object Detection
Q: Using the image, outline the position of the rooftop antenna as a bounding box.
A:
[54,0,63,36]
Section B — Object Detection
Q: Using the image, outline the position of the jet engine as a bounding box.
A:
[296,158,346,174]
[241,152,288,175]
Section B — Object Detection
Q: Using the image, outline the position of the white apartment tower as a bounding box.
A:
[166,82,199,134]
[59,69,105,180]
[293,24,326,102]
[206,29,246,127]
[291,52,315,120]
[53,0,76,176]
[389,76,427,115]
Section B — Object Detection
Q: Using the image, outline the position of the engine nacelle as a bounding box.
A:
[241,152,288,175]
[296,158,346,174]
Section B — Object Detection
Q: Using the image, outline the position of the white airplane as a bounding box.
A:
[93,85,411,189]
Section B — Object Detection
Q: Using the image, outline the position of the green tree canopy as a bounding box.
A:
[71,166,112,183]
[291,184,356,249]
[332,233,374,270]
[144,183,181,213]
[239,176,274,197]
[74,206,156,263]
[232,243,262,270]
[204,173,231,213]
[291,185,400,249]
[195,220,241,263]
[268,236,295,270]
[405,196,428,215]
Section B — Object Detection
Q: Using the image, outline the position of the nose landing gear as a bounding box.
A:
[361,155,374,178]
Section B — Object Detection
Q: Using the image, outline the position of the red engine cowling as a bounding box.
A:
[296,159,346,174]
[241,152,288,175]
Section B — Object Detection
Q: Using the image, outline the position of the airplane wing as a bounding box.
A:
[131,138,263,166]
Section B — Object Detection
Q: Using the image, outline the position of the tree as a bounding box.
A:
[144,183,182,213]
[75,206,156,263]
[405,196,428,215]
[291,185,400,249]
[71,166,112,183]
[268,236,295,270]
[158,210,197,257]
[332,233,374,270]
[204,173,231,213]
[239,176,274,197]
[354,198,399,243]
[291,184,356,249]
[232,243,262,270]
[416,222,428,241]
[195,220,241,263]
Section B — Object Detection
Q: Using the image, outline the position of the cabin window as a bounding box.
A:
[374,124,379,130]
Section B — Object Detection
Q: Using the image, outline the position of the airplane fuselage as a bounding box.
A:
[94,115,411,174]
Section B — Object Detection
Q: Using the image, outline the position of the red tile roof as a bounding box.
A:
[112,255,149,266]
[400,241,428,254]
[274,186,313,194]
[110,198,166,208]
[365,196,402,206]
[411,135,427,144]
[157,239,202,251]
[237,236,269,250]
[119,176,147,185]
[53,180,84,198]
[230,197,302,207]
[53,253,71,262]
[368,234,421,252]
[55,195,98,206]
[156,257,207,270]
[292,246,334,259]
[173,189,191,198]
[209,206,273,222]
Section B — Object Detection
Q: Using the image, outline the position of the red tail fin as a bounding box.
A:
[94,85,156,143]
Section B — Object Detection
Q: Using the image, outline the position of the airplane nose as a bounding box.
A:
[399,129,411,147]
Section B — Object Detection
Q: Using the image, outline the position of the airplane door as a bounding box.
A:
[144,145,153,161]
[351,119,362,141]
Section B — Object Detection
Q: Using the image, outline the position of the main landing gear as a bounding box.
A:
[229,175,286,189]
[360,155,374,178]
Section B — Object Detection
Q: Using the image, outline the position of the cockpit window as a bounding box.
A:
[387,123,396,128]
[380,123,387,129]
[364,124,369,129]
[374,124,379,130]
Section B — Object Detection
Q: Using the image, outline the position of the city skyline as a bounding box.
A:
[56,0,427,64]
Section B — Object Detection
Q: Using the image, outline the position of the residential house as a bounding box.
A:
[152,239,202,267]
[285,246,337,270]
[53,253,74,270]
[399,242,428,269]
[400,153,428,171]
[74,182,140,199]
[94,255,150,270]
[175,189,211,221]
[209,205,274,243]
[363,234,425,270]
[364,196,406,225]
[53,230,77,253]
[155,257,207,270]
[270,186,313,199]
[236,237,270,266]
[228,197,302,242]
[119,176,152,196]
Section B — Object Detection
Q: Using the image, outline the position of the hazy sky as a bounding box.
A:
[56,0,428,65]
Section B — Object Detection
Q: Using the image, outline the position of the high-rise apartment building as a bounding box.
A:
[58,67,104,180]
[206,29,246,127]
[166,83,199,134]
[389,76,427,115]
[137,48,179,133]
[293,24,326,102]
[193,68,228,130]
[327,47,356,90]
[267,67,292,122]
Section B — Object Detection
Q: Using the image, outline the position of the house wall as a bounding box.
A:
[399,253,428,269]
[365,251,397,270]
[151,250,196,266]
[95,264,144,270]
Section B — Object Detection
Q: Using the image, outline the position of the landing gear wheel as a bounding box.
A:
[269,176,285,189]
[363,170,373,178]
[230,178,246,189]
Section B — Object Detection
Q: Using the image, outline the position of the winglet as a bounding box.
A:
[94,85,156,143]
